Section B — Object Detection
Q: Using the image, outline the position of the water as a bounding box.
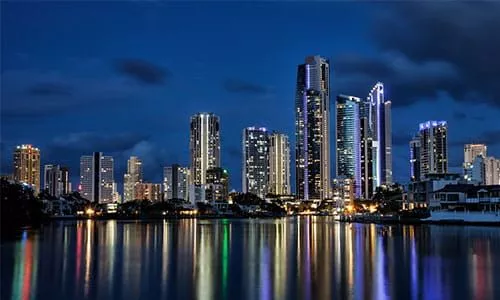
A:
[1,217,499,300]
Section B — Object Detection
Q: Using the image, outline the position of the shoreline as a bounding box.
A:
[45,214,500,227]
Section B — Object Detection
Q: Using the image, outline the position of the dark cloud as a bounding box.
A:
[223,79,268,95]
[1,69,141,119]
[335,2,500,108]
[50,132,149,155]
[27,83,72,96]
[115,59,169,85]
[451,130,500,147]
[333,52,460,107]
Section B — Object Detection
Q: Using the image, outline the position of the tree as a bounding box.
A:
[1,178,45,234]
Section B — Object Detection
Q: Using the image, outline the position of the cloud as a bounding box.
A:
[223,79,269,95]
[27,82,72,96]
[114,59,169,85]
[51,132,149,154]
[451,130,500,147]
[1,69,140,119]
[333,51,460,107]
[367,2,500,108]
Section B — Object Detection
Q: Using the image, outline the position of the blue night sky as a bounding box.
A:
[2,2,500,192]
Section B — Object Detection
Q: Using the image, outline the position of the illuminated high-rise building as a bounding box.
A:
[269,132,290,195]
[190,113,220,185]
[13,144,41,193]
[79,152,114,203]
[409,136,421,182]
[418,121,448,179]
[44,164,70,197]
[164,164,190,201]
[123,156,143,202]
[134,183,162,201]
[206,167,230,202]
[243,127,269,198]
[335,95,361,197]
[295,55,331,200]
[463,144,487,182]
[367,82,392,187]
[359,101,373,199]
[485,157,500,185]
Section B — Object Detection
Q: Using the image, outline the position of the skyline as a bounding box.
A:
[2,2,500,192]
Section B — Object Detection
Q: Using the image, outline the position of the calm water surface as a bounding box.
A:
[1,217,500,300]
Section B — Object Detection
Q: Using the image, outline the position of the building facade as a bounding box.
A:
[409,135,421,182]
[242,127,269,199]
[463,144,487,182]
[44,165,70,197]
[268,132,291,195]
[206,167,229,201]
[367,82,392,187]
[79,152,114,203]
[335,95,361,197]
[123,156,143,202]
[418,121,448,179]
[295,55,331,200]
[135,183,162,202]
[163,164,190,201]
[485,157,500,185]
[13,144,41,193]
[190,113,220,185]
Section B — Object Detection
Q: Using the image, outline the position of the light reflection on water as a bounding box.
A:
[1,217,500,300]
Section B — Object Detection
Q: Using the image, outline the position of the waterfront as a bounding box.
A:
[2,217,500,300]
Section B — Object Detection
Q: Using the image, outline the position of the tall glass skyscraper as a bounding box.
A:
[164,164,190,201]
[190,113,220,185]
[409,136,421,182]
[123,156,143,202]
[367,82,392,187]
[418,121,448,179]
[295,55,331,201]
[335,95,361,197]
[242,127,269,198]
[80,152,114,203]
[269,132,291,195]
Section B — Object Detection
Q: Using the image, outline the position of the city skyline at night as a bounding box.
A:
[2,2,500,193]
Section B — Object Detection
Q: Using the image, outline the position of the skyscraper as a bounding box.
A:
[485,157,500,185]
[418,121,448,179]
[269,132,291,195]
[464,144,487,164]
[80,152,114,203]
[295,55,331,200]
[44,165,70,197]
[409,136,421,182]
[463,144,487,182]
[243,127,269,198]
[164,164,190,201]
[135,183,162,201]
[335,95,361,197]
[367,82,392,187]
[13,144,41,193]
[123,156,143,202]
[359,102,374,199]
[190,113,220,185]
[206,167,230,201]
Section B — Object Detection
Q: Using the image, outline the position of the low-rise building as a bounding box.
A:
[407,173,462,209]
[433,184,500,211]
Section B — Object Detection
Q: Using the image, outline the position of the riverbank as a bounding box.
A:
[338,211,500,226]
